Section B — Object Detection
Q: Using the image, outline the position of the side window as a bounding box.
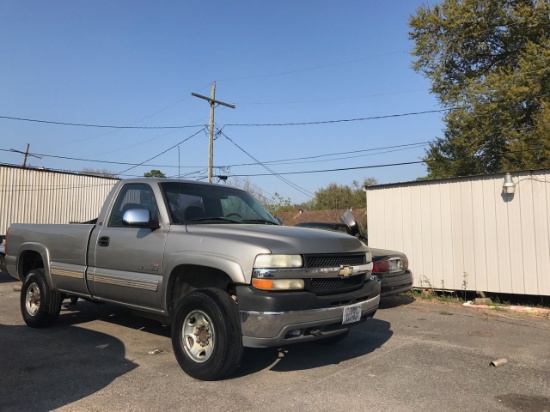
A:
[108,184,159,227]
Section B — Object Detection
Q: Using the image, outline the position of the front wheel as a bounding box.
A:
[21,269,62,328]
[171,288,243,381]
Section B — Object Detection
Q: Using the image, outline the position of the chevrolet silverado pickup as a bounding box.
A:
[5,178,380,380]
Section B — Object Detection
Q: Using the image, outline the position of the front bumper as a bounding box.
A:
[379,270,413,297]
[237,279,381,348]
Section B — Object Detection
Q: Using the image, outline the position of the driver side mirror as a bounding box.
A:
[123,208,160,230]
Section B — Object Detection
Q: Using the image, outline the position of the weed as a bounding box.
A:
[462,272,469,300]
[406,289,463,304]
[420,275,433,290]
[439,309,453,316]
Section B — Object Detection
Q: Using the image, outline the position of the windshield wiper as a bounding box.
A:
[187,217,239,224]
[241,219,279,225]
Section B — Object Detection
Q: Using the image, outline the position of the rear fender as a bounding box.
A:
[17,243,52,287]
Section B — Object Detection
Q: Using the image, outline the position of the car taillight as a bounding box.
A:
[373,261,389,273]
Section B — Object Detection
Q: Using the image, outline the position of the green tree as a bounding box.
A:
[312,178,377,210]
[264,192,294,215]
[409,0,550,178]
[144,169,166,178]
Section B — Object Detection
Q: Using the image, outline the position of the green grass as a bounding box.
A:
[406,289,464,305]
[406,289,550,317]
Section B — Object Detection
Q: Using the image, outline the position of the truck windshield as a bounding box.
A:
[160,182,280,225]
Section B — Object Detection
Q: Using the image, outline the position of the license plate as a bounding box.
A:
[342,303,362,324]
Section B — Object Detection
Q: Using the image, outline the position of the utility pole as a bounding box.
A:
[10,143,41,168]
[22,143,31,168]
[192,82,235,182]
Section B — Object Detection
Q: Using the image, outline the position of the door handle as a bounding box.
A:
[98,236,110,247]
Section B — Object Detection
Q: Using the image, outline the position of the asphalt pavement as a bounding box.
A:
[0,271,549,412]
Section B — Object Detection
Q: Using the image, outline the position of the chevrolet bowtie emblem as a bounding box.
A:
[338,265,353,277]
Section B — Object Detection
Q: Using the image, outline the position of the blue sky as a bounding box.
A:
[0,1,443,204]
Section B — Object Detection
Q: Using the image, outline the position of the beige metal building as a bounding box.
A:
[366,169,550,296]
[0,165,118,236]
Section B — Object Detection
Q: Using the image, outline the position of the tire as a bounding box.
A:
[20,269,63,328]
[317,331,350,345]
[171,288,243,381]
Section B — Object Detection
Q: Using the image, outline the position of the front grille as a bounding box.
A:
[304,253,366,268]
[301,253,368,296]
[309,275,365,296]
[304,253,367,295]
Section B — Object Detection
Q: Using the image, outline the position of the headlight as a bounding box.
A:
[254,254,303,268]
[252,254,304,291]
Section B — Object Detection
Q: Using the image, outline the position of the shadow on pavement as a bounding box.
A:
[0,271,17,284]
[5,294,393,383]
[378,294,415,310]
[236,318,392,377]
[56,299,171,338]
[0,323,138,412]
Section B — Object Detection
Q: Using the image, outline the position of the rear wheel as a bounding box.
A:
[21,269,62,328]
[171,288,243,381]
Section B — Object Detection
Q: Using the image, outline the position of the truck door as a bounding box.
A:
[88,183,167,311]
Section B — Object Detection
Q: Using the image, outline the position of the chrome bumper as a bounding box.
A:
[240,294,380,348]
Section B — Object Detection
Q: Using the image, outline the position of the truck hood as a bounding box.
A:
[185,224,368,255]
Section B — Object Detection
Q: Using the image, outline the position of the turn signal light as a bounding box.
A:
[252,278,304,291]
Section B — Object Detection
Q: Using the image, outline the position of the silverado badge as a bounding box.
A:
[338,265,353,278]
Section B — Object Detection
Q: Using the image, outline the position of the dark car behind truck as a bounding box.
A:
[295,219,413,297]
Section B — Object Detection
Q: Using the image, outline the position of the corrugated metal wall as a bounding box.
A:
[366,170,550,296]
[0,166,118,235]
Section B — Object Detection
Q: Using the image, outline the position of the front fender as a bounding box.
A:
[163,252,247,285]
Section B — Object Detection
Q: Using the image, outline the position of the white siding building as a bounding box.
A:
[0,165,118,236]
[366,169,550,296]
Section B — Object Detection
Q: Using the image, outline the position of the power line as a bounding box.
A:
[0,115,205,130]
[250,144,429,167]
[117,128,207,175]
[0,148,161,167]
[222,141,430,167]
[0,108,448,130]
[0,140,429,170]
[223,109,449,127]
[221,131,315,198]
[226,161,425,177]
[2,144,544,192]
[0,141,429,169]
[221,144,550,178]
